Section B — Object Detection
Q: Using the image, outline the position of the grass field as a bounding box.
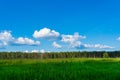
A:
[0,58,120,80]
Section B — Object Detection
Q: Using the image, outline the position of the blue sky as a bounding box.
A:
[0,0,120,52]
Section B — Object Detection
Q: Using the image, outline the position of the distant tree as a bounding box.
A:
[103,52,109,58]
[82,51,87,58]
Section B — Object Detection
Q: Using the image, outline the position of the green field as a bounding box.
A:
[0,58,120,80]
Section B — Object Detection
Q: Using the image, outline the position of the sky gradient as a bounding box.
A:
[0,0,120,52]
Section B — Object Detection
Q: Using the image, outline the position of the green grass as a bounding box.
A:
[0,58,120,80]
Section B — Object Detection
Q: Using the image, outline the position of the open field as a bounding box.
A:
[0,58,120,80]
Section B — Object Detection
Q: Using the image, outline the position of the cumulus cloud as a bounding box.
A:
[61,32,113,50]
[0,31,40,47]
[0,30,114,51]
[0,31,14,46]
[84,44,114,49]
[61,32,85,48]
[33,27,60,39]
[52,41,62,48]
[61,32,86,44]
[14,37,40,46]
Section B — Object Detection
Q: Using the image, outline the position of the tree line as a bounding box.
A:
[0,51,120,59]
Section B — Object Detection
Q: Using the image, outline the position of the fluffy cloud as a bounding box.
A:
[14,37,40,46]
[61,32,85,48]
[61,32,86,43]
[61,32,113,49]
[0,31,14,46]
[0,31,40,47]
[52,41,62,48]
[33,28,60,39]
[0,30,114,51]
[84,44,114,49]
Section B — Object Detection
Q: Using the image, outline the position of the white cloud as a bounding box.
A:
[61,32,113,50]
[31,49,39,53]
[52,41,62,48]
[40,49,45,53]
[24,50,29,53]
[31,49,45,53]
[0,31,14,46]
[61,32,85,48]
[61,32,86,43]
[84,44,94,48]
[71,41,82,48]
[0,31,40,47]
[33,27,60,39]
[0,30,114,51]
[14,37,40,46]
[84,44,114,49]
[94,44,114,49]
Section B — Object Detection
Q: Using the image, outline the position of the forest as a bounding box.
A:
[0,51,120,59]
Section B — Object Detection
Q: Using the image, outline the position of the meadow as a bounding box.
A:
[0,58,120,80]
